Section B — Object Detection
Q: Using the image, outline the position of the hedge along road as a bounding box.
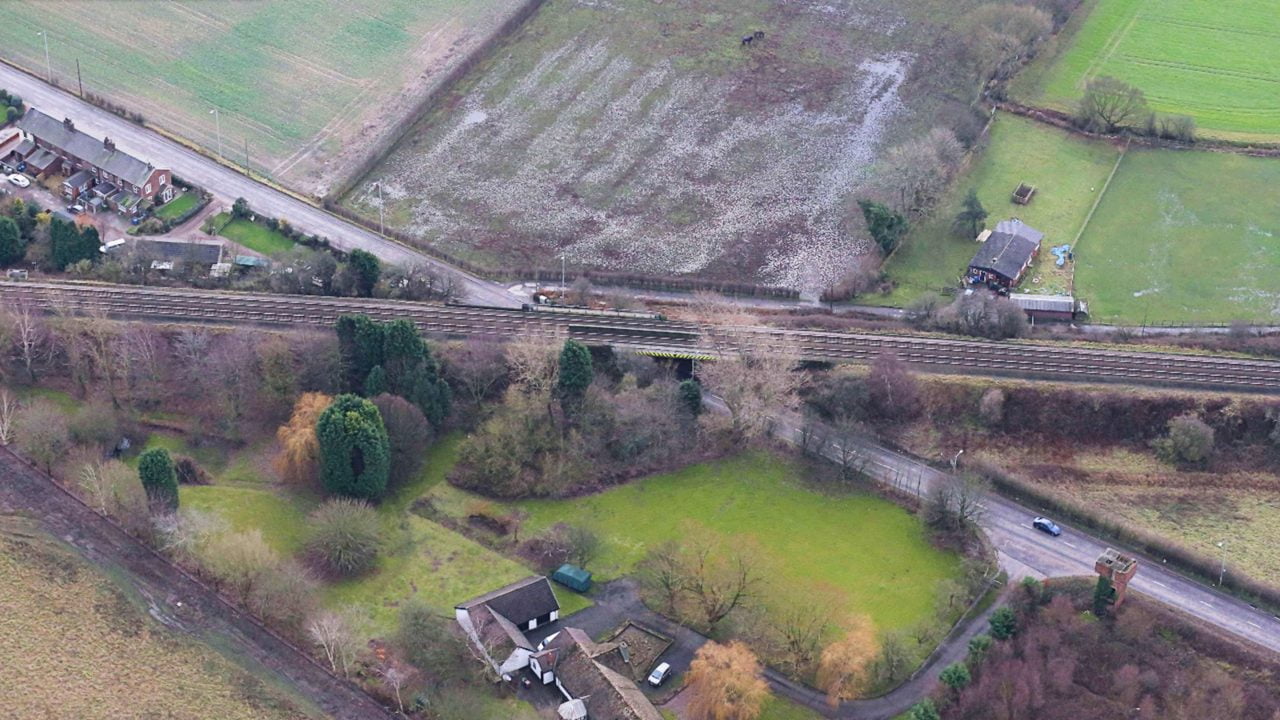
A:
[0,62,522,309]
[0,448,397,720]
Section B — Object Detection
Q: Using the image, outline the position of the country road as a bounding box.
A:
[0,62,521,309]
[769,413,1280,655]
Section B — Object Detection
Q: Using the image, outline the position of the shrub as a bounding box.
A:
[1153,413,1214,464]
[68,403,120,450]
[370,393,432,488]
[395,603,469,684]
[247,559,317,630]
[199,529,277,599]
[907,699,941,720]
[967,633,992,662]
[231,197,251,219]
[679,378,704,417]
[989,606,1017,639]
[978,388,1005,427]
[137,447,179,513]
[173,455,212,485]
[304,498,383,577]
[940,661,971,692]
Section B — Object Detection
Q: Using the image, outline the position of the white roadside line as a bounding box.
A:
[1199,600,1213,608]
[1248,621,1263,629]
[1149,579,1169,589]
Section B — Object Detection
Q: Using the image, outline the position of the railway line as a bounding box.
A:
[4,280,1279,393]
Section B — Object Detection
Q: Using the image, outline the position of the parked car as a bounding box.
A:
[647,662,671,687]
[66,203,85,214]
[7,173,29,188]
[1032,516,1062,537]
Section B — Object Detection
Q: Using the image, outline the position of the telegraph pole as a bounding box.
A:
[76,59,83,97]
[209,107,223,158]
[37,31,51,83]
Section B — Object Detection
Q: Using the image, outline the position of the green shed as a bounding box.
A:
[552,564,592,593]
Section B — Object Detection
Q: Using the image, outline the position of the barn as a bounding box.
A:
[967,219,1044,289]
[1009,293,1078,321]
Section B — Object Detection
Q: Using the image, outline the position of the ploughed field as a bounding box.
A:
[1015,0,1280,142]
[0,0,525,195]
[343,0,989,293]
[0,515,314,720]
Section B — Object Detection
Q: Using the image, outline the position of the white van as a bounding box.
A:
[100,238,127,253]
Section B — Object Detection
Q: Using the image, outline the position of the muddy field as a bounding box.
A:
[345,0,984,293]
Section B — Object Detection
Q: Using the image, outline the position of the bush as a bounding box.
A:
[940,661,971,691]
[247,559,317,631]
[304,498,383,577]
[231,197,251,219]
[68,402,119,449]
[199,529,277,599]
[396,603,471,684]
[370,393,432,488]
[967,633,992,662]
[1153,413,1214,464]
[978,388,1005,427]
[173,456,212,485]
[907,699,941,720]
[989,606,1017,639]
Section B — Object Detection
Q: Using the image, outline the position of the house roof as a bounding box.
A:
[969,220,1042,282]
[65,169,94,187]
[546,627,663,720]
[26,147,58,169]
[470,603,534,654]
[17,109,158,186]
[456,576,559,626]
[135,239,224,264]
[1008,293,1074,313]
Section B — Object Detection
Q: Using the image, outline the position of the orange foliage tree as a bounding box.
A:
[816,614,881,706]
[687,641,770,720]
[274,392,332,486]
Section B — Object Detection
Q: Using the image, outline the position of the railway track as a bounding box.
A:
[4,280,1279,393]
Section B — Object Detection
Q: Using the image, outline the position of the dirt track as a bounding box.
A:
[0,448,395,720]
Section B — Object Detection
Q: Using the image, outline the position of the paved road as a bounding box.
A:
[768,413,1280,658]
[0,63,520,308]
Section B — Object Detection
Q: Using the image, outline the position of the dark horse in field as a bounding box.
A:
[741,30,765,46]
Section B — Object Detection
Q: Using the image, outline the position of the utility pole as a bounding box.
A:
[243,138,250,172]
[37,30,51,83]
[76,58,83,97]
[561,253,566,295]
[209,107,223,158]
[1217,540,1228,586]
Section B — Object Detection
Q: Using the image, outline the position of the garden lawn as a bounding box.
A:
[877,114,1118,305]
[324,437,590,635]
[514,451,962,636]
[1012,0,1280,142]
[182,485,313,555]
[153,192,198,221]
[1073,149,1280,324]
[213,213,295,255]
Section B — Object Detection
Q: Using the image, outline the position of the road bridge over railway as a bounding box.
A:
[4,280,1279,394]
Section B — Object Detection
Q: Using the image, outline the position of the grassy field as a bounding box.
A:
[343,0,993,293]
[500,452,961,637]
[211,213,296,256]
[169,433,589,637]
[0,516,314,719]
[1074,149,1280,324]
[0,0,525,194]
[154,192,199,221]
[877,113,1119,305]
[1013,0,1280,142]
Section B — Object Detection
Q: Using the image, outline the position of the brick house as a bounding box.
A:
[967,218,1045,290]
[13,109,174,215]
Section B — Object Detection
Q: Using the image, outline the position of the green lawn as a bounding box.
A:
[1074,149,1280,324]
[759,696,824,720]
[877,113,1119,305]
[182,485,314,554]
[1013,0,1280,142]
[153,192,199,221]
[510,452,961,637]
[211,213,295,255]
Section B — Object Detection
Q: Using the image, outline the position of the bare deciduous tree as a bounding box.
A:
[378,662,413,715]
[505,330,562,394]
[636,540,689,616]
[7,300,50,382]
[684,542,759,630]
[817,614,881,706]
[1078,76,1148,133]
[15,399,69,473]
[0,389,16,446]
[308,608,363,676]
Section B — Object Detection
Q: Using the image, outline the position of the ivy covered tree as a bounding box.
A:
[363,365,387,397]
[316,394,391,501]
[0,216,23,266]
[556,339,593,419]
[1092,575,1114,617]
[137,447,179,513]
[858,199,909,255]
[335,316,450,427]
[50,217,98,271]
[347,249,381,298]
[679,378,704,417]
[336,314,386,393]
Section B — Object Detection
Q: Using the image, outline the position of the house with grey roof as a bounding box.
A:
[455,576,562,678]
[967,218,1044,289]
[13,109,174,214]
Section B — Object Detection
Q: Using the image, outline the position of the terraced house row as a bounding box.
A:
[3,108,172,216]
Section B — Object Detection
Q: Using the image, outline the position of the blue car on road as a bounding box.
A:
[1033,517,1062,536]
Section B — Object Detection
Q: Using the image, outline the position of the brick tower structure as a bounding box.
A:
[1095,548,1138,607]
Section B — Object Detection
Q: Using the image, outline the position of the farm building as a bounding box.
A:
[11,110,173,214]
[967,219,1045,289]
[455,576,562,677]
[1008,293,1079,321]
[532,627,663,720]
